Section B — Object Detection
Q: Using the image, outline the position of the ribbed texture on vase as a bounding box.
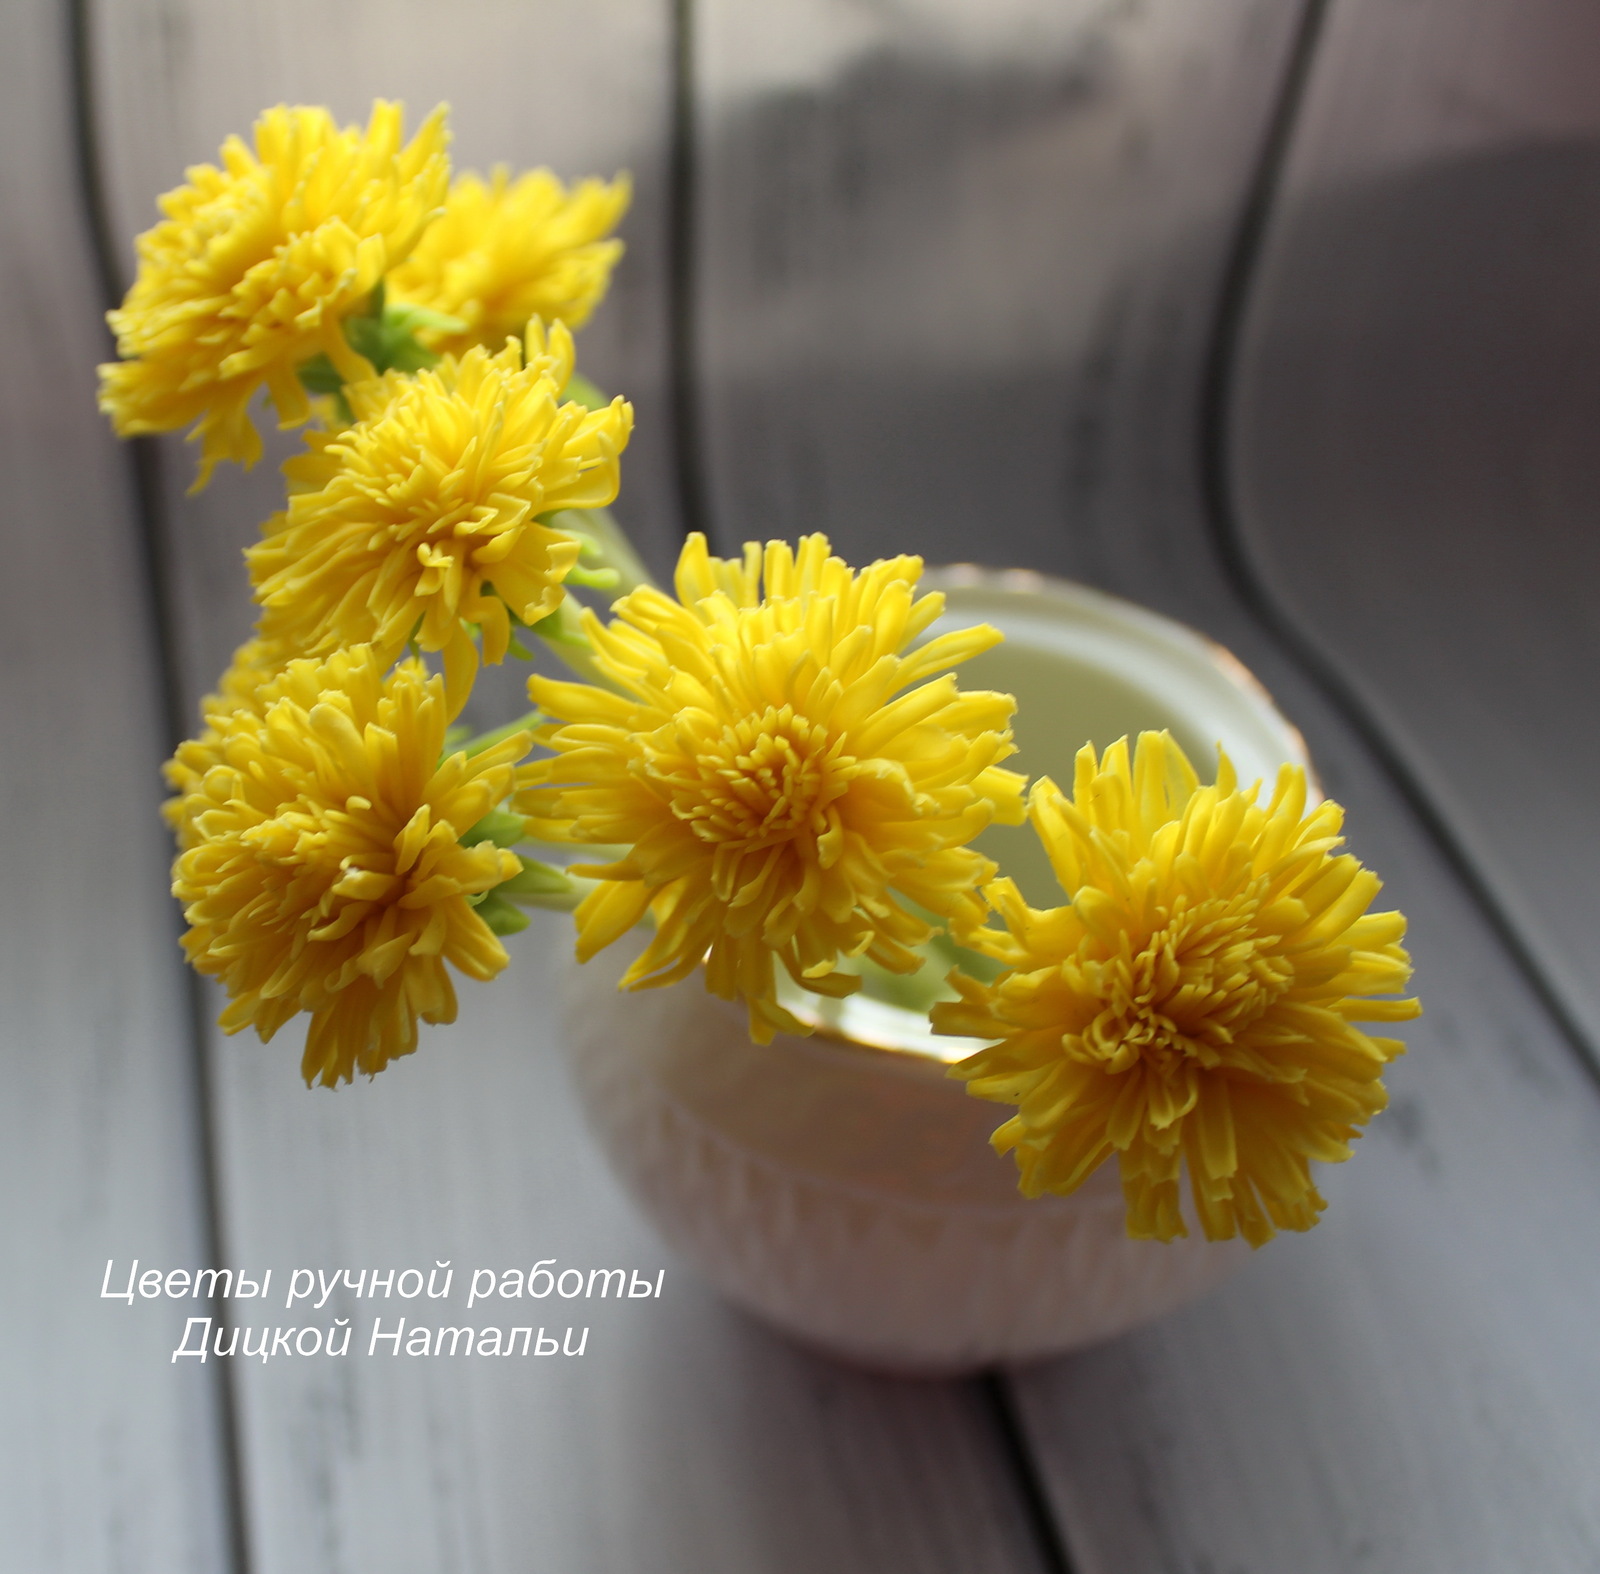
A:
[561,941,1244,1373]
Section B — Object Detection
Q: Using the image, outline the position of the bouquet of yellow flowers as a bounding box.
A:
[102,101,1419,1252]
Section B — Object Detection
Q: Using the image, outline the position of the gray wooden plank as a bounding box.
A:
[690,0,1600,1567]
[0,0,231,1567]
[1228,0,1600,1052]
[88,3,1053,1568]
[692,0,1304,576]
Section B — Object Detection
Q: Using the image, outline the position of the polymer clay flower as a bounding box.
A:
[518,532,1028,1043]
[99,101,449,487]
[247,320,633,716]
[934,732,1420,1246]
[388,166,629,356]
[168,646,531,1085]
[162,636,293,849]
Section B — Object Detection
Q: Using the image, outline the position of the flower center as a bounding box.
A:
[383,410,520,554]
[650,705,854,857]
[1078,890,1293,1075]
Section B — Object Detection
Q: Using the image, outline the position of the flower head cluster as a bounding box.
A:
[246,320,633,716]
[934,732,1420,1246]
[388,167,629,357]
[518,533,1028,1043]
[168,646,531,1086]
[100,102,449,488]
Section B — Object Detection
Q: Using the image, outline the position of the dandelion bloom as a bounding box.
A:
[169,646,530,1085]
[247,320,633,717]
[163,636,293,848]
[933,732,1419,1245]
[518,533,1028,1043]
[99,101,450,488]
[388,167,629,356]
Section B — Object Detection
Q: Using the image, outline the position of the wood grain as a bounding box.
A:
[690,0,1304,577]
[0,1,231,1567]
[1228,0,1600,1052]
[88,3,1054,1568]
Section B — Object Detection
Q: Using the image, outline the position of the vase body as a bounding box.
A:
[563,942,1247,1372]
[558,571,1307,1373]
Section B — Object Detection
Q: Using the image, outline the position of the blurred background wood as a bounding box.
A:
[1231,0,1600,1055]
[691,0,1303,582]
[0,0,232,1568]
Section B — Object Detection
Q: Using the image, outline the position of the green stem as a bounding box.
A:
[517,508,656,689]
[461,710,543,757]
[561,505,658,598]
[527,595,619,688]
[511,872,598,913]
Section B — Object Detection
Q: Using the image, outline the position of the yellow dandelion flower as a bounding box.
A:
[163,636,294,847]
[933,732,1420,1247]
[99,101,450,489]
[169,645,531,1086]
[518,532,1028,1044]
[388,167,629,356]
[200,634,289,713]
[247,320,633,718]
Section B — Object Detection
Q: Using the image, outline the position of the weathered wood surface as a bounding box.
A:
[0,1,231,1568]
[1229,0,1600,1053]
[85,2,1052,1570]
[691,0,1600,1569]
[691,0,1305,579]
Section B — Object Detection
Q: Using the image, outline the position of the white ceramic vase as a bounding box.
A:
[558,570,1312,1374]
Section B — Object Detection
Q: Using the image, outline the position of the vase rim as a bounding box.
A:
[924,562,1318,794]
[774,564,1317,1065]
